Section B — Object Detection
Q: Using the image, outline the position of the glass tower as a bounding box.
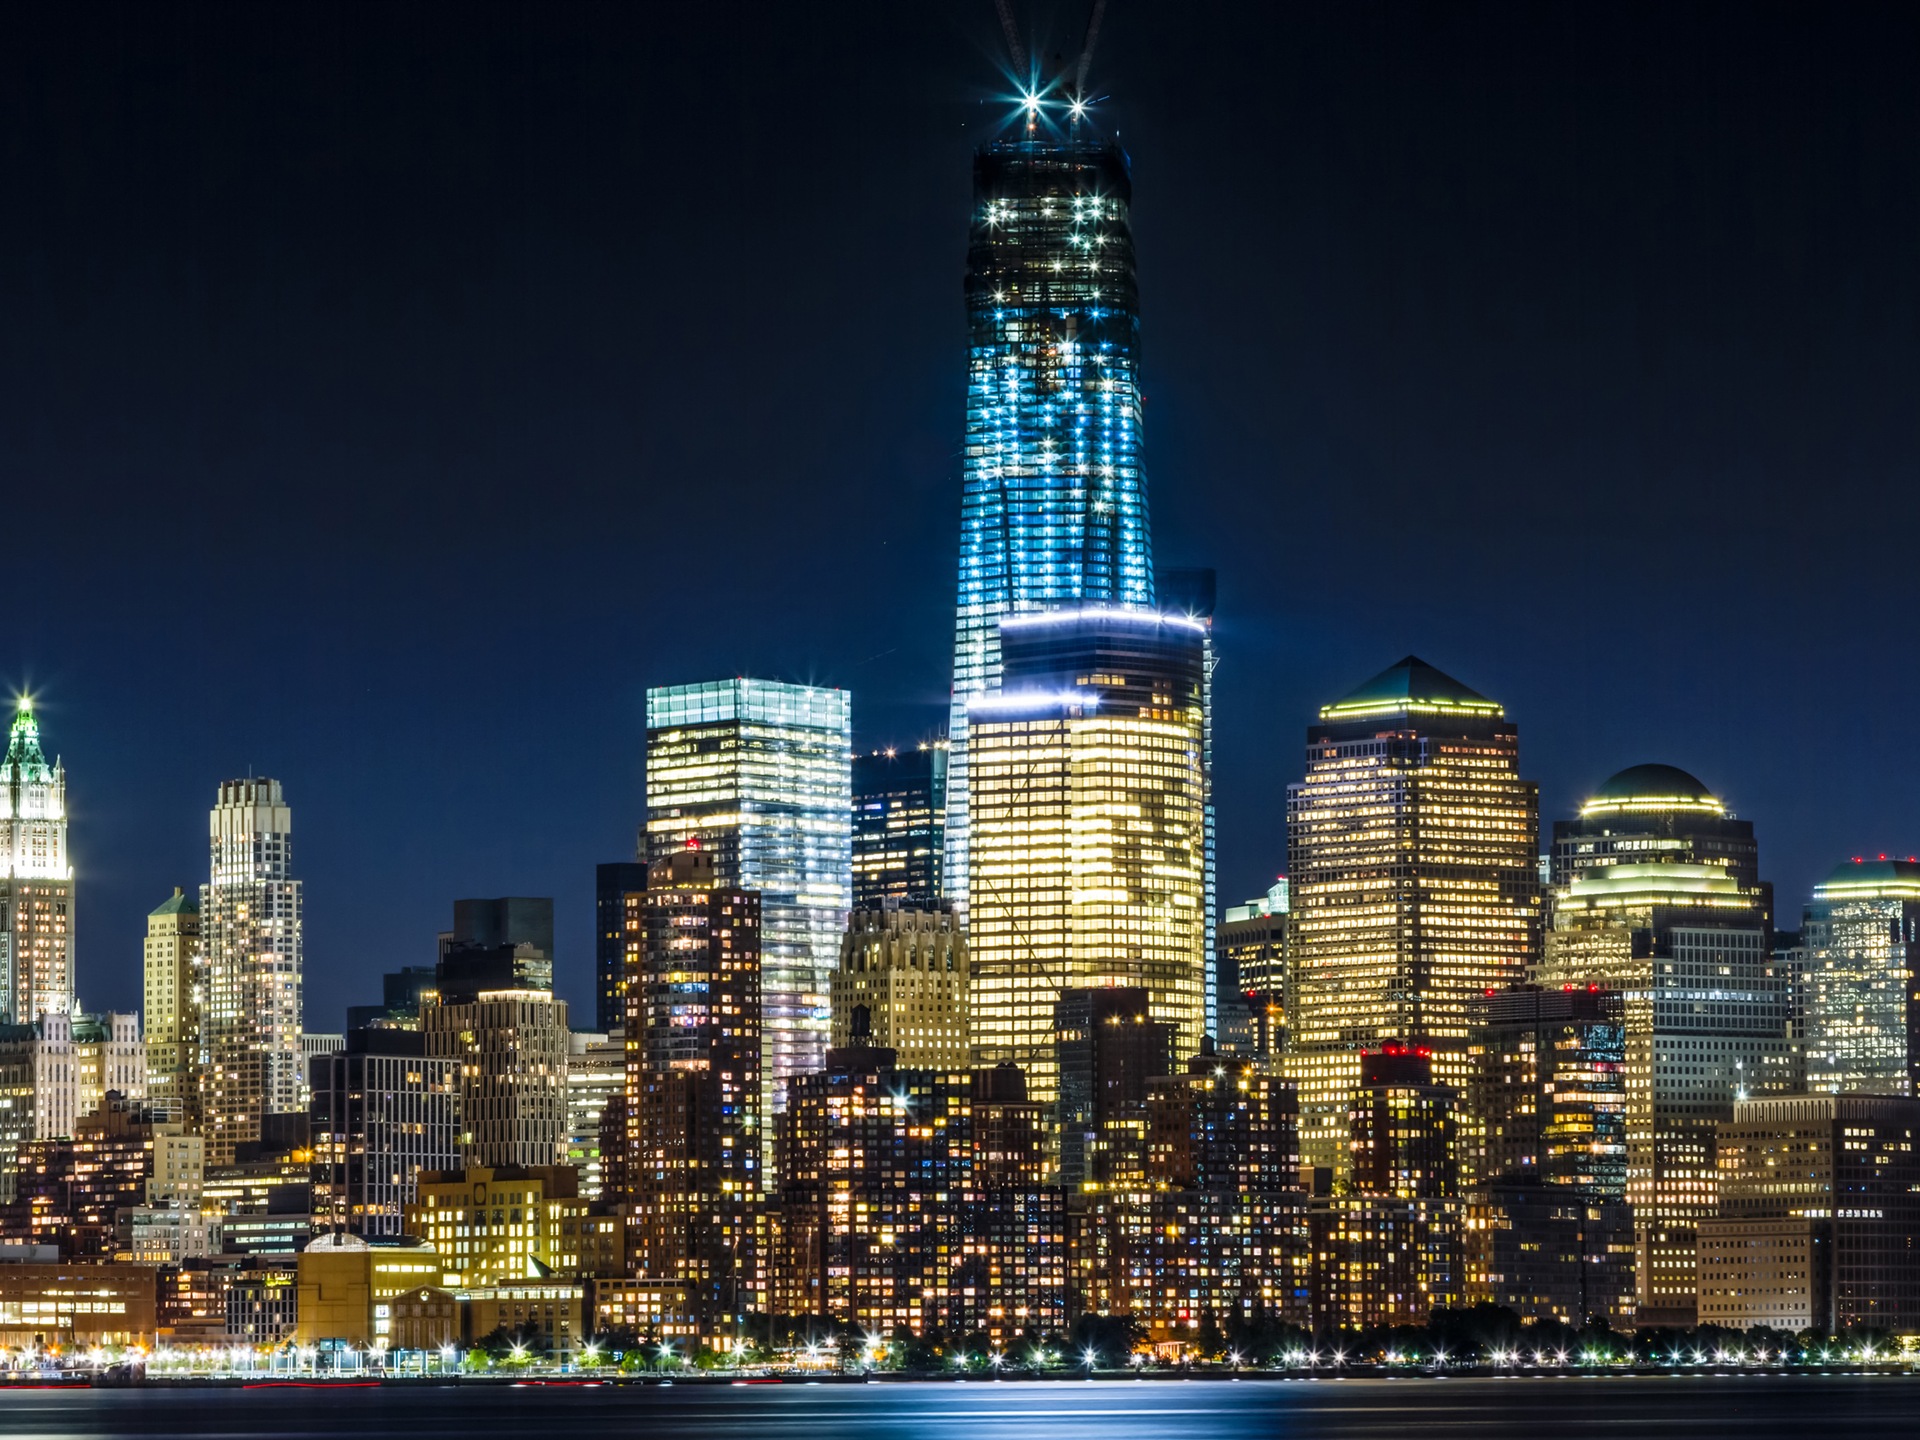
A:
[850,742,947,910]
[966,609,1206,1102]
[643,679,851,1151]
[945,127,1154,905]
[1802,857,1920,1095]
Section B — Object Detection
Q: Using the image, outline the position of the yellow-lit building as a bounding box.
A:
[1283,657,1541,1179]
[1536,764,1796,1326]
[0,1260,157,1349]
[590,1275,698,1344]
[832,906,969,1069]
[142,888,203,1128]
[967,608,1209,1103]
[404,1165,619,1289]
[293,1233,443,1349]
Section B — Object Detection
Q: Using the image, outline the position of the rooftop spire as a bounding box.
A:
[4,696,52,780]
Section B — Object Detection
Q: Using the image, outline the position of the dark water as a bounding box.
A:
[0,1374,1912,1439]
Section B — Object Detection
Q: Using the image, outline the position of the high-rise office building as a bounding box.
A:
[565,1028,625,1202]
[967,609,1207,1101]
[832,905,969,1069]
[143,888,203,1128]
[0,697,72,1025]
[1310,1045,1463,1331]
[444,896,554,960]
[643,679,850,1133]
[1463,986,1635,1328]
[1054,985,1173,1190]
[1221,878,1288,1055]
[944,126,1154,907]
[1699,1094,1920,1333]
[1157,567,1218,1037]
[594,861,649,1035]
[200,779,303,1166]
[1536,763,1796,1326]
[625,848,761,1318]
[1801,858,1920,1095]
[421,930,569,1170]
[851,744,947,909]
[308,1028,461,1237]
[1284,658,1542,1179]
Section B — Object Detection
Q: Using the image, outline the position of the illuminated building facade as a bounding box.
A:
[1698,1094,1920,1333]
[832,905,969,1069]
[565,1028,625,1201]
[0,1092,171,1260]
[643,679,850,1131]
[944,130,1154,908]
[200,778,303,1165]
[624,848,761,1321]
[594,861,649,1034]
[967,609,1207,1101]
[772,1046,1063,1341]
[1221,879,1288,1055]
[143,888,203,1127]
[1800,858,1920,1095]
[851,743,947,909]
[1463,986,1634,1326]
[308,1027,461,1237]
[0,698,72,1025]
[0,1008,145,1203]
[1309,1046,1462,1330]
[1284,657,1542,1178]
[1536,764,1796,1326]
[421,937,570,1169]
[405,1164,618,1289]
[1055,985,1172,1190]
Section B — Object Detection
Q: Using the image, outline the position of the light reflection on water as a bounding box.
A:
[0,1374,1911,1440]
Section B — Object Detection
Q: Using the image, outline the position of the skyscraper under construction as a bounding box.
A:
[944,105,1154,906]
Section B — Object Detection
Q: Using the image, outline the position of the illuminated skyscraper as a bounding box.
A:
[1284,658,1542,1180]
[832,905,969,1070]
[944,127,1153,905]
[199,778,303,1165]
[643,680,850,1136]
[851,743,947,909]
[966,609,1206,1102]
[594,861,649,1034]
[1536,764,1795,1326]
[0,698,72,1025]
[1800,858,1920,1095]
[143,888,203,1128]
[625,848,760,1321]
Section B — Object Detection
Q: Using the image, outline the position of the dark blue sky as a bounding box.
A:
[5,2,1916,1028]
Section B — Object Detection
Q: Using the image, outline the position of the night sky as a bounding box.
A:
[5,3,1917,1029]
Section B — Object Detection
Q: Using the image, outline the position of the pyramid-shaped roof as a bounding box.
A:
[150,888,199,918]
[1319,655,1503,722]
[3,697,53,781]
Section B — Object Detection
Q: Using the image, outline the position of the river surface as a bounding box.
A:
[0,1373,1911,1439]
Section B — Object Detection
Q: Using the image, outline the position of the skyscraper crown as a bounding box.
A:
[1319,656,1503,723]
[3,697,53,781]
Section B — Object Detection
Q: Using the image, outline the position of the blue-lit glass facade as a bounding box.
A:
[944,135,1155,904]
[642,680,852,1147]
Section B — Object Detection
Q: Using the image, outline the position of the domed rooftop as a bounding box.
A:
[1814,857,1920,900]
[1579,764,1724,818]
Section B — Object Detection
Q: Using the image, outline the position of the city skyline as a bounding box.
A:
[5,3,1918,1037]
